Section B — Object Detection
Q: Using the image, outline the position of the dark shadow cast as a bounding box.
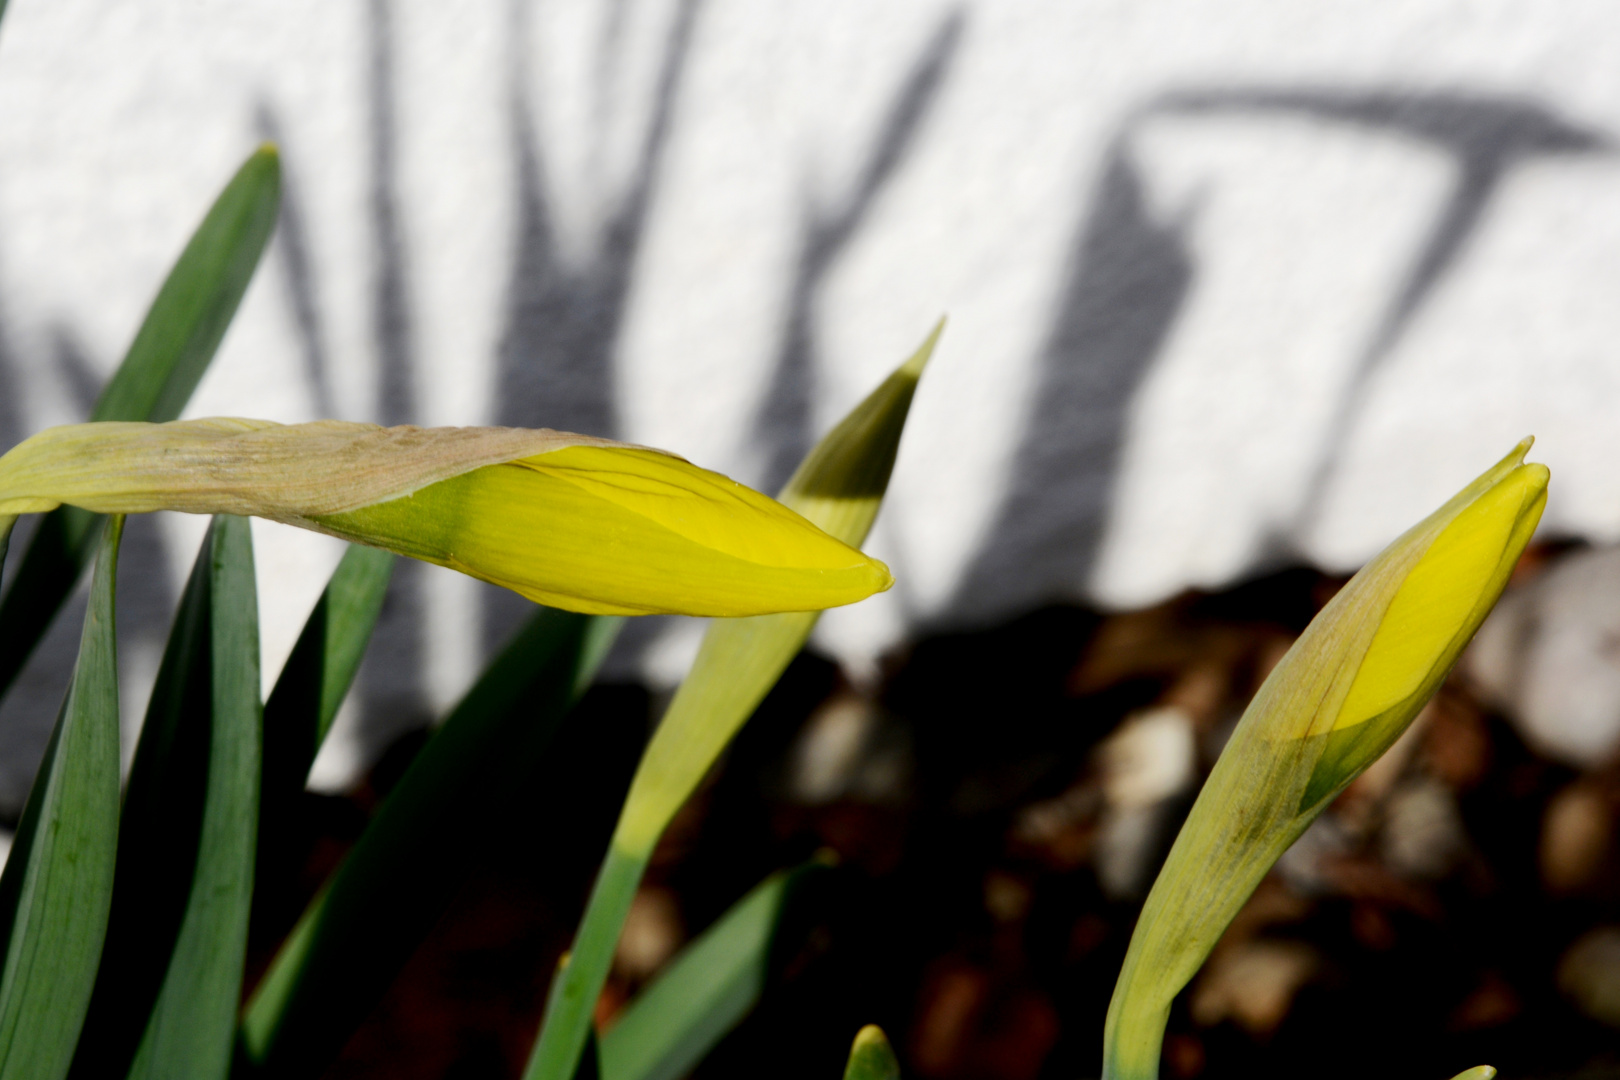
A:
[0,327,174,814]
[0,293,51,813]
[1151,89,1610,537]
[354,0,431,747]
[484,0,703,655]
[256,104,338,418]
[52,324,102,415]
[952,86,1608,626]
[749,11,965,497]
[54,325,180,640]
[950,137,1195,625]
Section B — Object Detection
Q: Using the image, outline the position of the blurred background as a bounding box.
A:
[1,1,1619,1077]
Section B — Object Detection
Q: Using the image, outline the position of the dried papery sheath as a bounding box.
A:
[1103,439,1548,1080]
[0,418,892,617]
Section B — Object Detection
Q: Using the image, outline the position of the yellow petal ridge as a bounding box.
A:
[513,447,872,571]
[1334,461,1548,732]
[312,450,891,617]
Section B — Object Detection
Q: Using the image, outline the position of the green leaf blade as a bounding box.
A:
[256,544,392,887]
[265,543,394,754]
[66,520,216,1080]
[0,516,124,1080]
[127,515,261,1079]
[238,609,621,1078]
[0,146,281,701]
[599,861,831,1080]
[66,516,262,1080]
[92,146,281,426]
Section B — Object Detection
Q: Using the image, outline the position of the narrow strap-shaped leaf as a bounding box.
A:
[840,1026,900,1080]
[132,516,260,1077]
[0,147,281,701]
[96,149,282,426]
[599,860,832,1080]
[264,543,394,756]
[0,516,123,1080]
[238,610,622,1078]
[66,522,216,1080]
[526,323,939,1080]
[67,517,261,1080]
[256,544,393,884]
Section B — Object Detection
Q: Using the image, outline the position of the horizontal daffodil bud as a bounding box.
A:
[1103,439,1548,1080]
[0,418,892,617]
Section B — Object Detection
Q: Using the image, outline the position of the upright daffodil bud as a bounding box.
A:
[1103,439,1548,1080]
[0,418,891,617]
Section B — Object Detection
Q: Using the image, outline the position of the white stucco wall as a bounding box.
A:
[0,0,1617,795]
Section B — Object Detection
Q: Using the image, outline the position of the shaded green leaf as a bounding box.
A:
[256,544,392,885]
[600,860,832,1080]
[67,522,215,1080]
[238,610,622,1078]
[0,146,281,699]
[129,516,259,1077]
[264,543,393,756]
[841,1025,900,1080]
[0,516,124,1080]
[67,516,261,1080]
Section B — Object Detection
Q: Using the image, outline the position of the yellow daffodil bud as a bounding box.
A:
[0,418,892,617]
[1103,439,1548,1080]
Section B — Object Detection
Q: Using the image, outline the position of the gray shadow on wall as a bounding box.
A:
[256,105,339,420]
[352,0,432,750]
[53,330,180,775]
[0,326,178,814]
[1148,90,1608,539]
[0,299,57,810]
[951,87,1607,626]
[950,133,1194,626]
[749,11,966,497]
[483,0,703,655]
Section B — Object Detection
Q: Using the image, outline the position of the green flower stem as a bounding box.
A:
[523,610,816,1080]
[526,847,646,1080]
[523,322,940,1080]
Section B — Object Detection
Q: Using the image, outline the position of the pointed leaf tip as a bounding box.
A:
[844,1025,900,1080]
[524,333,931,1080]
[900,317,946,378]
[1496,433,1535,469]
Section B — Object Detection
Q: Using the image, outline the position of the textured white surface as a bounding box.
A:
[0,0,1618,791]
